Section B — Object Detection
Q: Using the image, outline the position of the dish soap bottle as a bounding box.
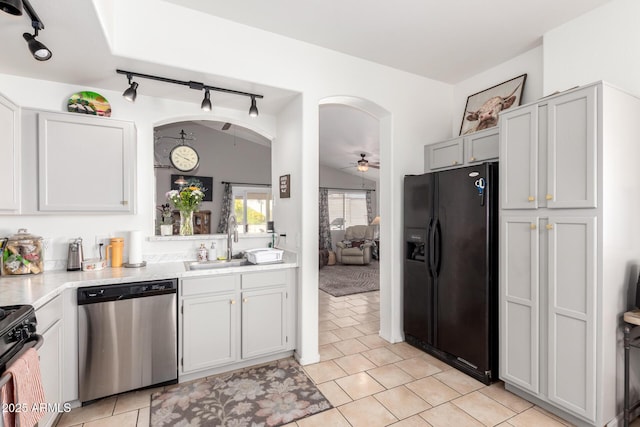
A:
[197,243,209,261]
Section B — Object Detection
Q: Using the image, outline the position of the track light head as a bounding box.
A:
[22,31,52,61]
[122,75,138,102]
[0,0,22,15]
[249,96,259,117]
[201,89,212,112]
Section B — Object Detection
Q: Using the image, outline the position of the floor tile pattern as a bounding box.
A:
[57,290,580,426]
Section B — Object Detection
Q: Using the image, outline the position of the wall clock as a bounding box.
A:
[170,144,199,172]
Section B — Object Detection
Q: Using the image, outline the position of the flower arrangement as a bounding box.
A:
[166,186,204,235]
[166,186,204,212]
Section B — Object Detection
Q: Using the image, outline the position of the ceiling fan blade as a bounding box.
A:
[222,122,231,131]
[369,164,380,169]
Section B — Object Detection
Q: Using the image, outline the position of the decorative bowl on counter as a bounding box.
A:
[82,258,107,271]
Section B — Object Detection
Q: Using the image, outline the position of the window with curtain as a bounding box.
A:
[328,191,368,229]
[232,186,272,233]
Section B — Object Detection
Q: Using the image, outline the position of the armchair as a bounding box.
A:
[335,225,375,265]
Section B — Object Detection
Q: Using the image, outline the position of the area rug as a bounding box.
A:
[150,358,331,427]
[319,260,379,297]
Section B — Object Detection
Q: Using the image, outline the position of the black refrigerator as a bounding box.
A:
[403,162,498,384]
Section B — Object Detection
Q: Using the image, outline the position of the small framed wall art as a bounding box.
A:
[459,74,526,136]
[279,174,290,198]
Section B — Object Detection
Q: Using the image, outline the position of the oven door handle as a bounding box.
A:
[0,333,44,389]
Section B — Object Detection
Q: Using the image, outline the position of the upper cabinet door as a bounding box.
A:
[425,137,463,171]
[38,112,136,212]
[0,93,20,213]
[464,127,499,164]
[500,104,538,210]
[546,86,597,209]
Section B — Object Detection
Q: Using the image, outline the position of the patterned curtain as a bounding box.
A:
[366,190,374,224]
[217,183,233,233]
[319,188,333,250]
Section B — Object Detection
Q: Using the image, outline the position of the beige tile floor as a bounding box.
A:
[57,289,583,427]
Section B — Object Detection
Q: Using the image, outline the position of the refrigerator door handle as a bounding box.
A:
[428,218,435,276]
[433,219,442,276]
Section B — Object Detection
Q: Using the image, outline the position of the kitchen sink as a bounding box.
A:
[184,259,250,270]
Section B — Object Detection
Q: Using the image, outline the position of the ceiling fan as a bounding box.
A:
[341,153,379,172]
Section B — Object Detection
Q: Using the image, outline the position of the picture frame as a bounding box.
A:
[459,74,526,136]
[279,174,290,198]
[171,175,213,201]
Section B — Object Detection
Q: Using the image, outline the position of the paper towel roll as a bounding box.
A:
[128,230,143,264]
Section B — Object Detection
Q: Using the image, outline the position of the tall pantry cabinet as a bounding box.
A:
[499,82,640,426]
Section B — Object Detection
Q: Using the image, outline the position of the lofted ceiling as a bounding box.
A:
[0,0,613,179]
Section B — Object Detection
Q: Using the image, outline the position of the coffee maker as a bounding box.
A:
[67,238,84,271]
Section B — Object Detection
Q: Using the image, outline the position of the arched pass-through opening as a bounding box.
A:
[318,95,394,343]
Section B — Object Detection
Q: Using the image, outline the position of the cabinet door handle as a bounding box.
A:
[546,224,553,230]
[546,194,553,200]
[528,196,535,202]
[453,161,459,165]
[230,299,236,304]
[243,298,248,303]
[470,157,476,162]
[530,223,537,230]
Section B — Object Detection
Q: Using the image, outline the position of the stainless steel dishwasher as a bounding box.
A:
[77,279,178,403]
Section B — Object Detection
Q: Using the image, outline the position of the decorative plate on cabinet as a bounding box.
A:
[67,91,111,117]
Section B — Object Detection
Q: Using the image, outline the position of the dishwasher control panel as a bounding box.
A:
[77,279,177,305]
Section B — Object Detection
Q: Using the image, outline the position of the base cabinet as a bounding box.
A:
[180,268,295,378]
[36,296,64,427]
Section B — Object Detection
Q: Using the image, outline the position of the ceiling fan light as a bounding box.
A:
[122,81,138,102]
[0,0,22,15]
[201,89,212,111]
[249,96,259,117]
[23,32,52,61]
[357,153,369,172]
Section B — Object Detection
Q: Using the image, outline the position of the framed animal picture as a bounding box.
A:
[459,74,526,136]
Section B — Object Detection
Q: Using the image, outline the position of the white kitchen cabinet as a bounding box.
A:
[37,111,136,212]
[180,268,296,380]
[0,92,20,213]
[241,270,290,359]
[36,295,64,427]
[500,86,596,210]
[499,82,640,426]
[182,292,238,372]
[424,127,498,172]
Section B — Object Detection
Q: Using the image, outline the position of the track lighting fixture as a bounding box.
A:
[116,69,263,117]
[201,89,212,111]
[249,96,259,117]
[1,0,52,61]
[122,74,138,102]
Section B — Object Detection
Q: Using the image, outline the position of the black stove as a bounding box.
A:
[0,305,37,373]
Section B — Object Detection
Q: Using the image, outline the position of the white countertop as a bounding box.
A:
[0,257,297,309]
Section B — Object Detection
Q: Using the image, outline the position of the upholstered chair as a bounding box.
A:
[335,225,375,265]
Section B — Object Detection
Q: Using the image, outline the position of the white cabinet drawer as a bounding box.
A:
[36,294,62,333]
[242,270,287,289]
[181,275,238,296]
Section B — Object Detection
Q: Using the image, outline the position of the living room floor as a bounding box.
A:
[57,290,619,427]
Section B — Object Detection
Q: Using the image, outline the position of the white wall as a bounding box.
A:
[97,0,454,356]
[543,0,640,97]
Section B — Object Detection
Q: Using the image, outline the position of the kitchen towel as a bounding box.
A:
[0,347,46,427]
[128,230,142,264]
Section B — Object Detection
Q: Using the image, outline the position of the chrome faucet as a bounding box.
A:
[227,214,238,261]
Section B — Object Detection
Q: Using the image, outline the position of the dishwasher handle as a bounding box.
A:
[77,279,177,305]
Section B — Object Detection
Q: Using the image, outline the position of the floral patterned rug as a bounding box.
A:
[150,358,332,427]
